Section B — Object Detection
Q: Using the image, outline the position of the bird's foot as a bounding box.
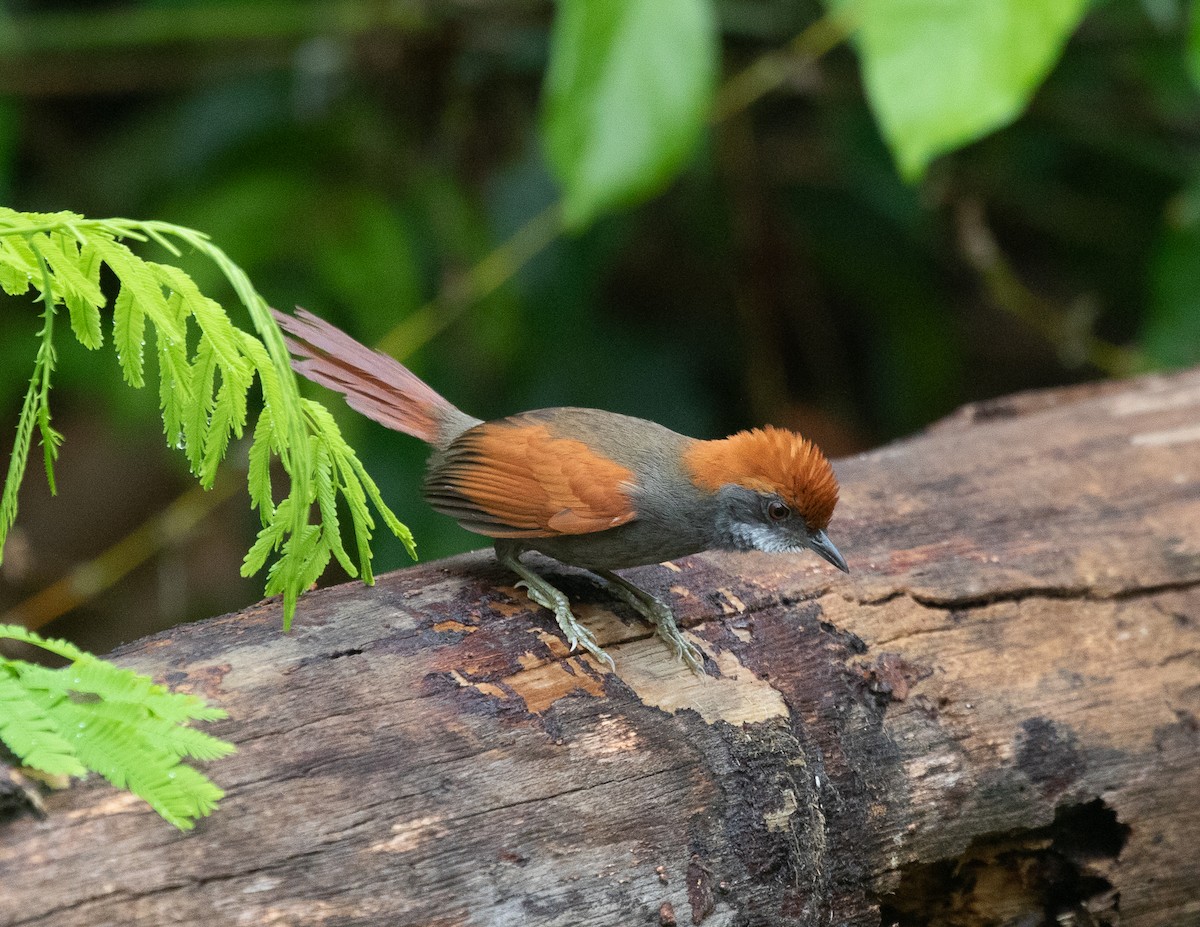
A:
[514,578,615,671]
[641,597,706,674]
[596,570,706,674]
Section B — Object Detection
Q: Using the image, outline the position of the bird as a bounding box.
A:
[273,307,848,672]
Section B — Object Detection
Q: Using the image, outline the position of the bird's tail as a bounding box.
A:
[272,307,479,448]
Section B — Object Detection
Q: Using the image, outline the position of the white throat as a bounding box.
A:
[731,522,803,554]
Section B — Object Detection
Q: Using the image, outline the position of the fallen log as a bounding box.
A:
[2,370,1199,927]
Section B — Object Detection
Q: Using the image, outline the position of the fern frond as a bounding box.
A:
[88,234,178,340]
[337,453,376,585]
[1,206,418,632]
[247,409,277,523]
[0,671,86,777]
[112,284,146,387]
[184,335,218,478]
[0,623,91,661]
[0,276,58,537]
[51,703,224,830]
[51,698,234,762]
[35,233,104,349]
[152,262,246,377]
[348,450,417,560]
[313,439,357,577]
[154,294,193,450]
[0,237,36,294]
[0,625,232,829]
[242,496,294,578]
[0,356,44,543]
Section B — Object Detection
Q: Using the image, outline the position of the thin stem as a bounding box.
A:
[375,201,564,360]
[2,471,242,633]
[712,3,859,123]
[33,246,61,495]
[954,197,1146,378]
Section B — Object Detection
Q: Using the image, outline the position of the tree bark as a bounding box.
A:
[2,370,1199,927]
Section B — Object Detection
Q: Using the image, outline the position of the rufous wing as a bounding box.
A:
[423,420,638,538]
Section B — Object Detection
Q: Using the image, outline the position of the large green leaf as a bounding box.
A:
[541,0,718,229]
[840,0,1091,180]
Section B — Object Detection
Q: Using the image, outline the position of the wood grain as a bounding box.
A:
[2,370,1199,927]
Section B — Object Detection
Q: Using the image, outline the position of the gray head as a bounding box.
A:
[684,426,849,573]
[711,484,849,572]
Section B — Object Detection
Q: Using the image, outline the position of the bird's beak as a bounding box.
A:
[808,529,849,573]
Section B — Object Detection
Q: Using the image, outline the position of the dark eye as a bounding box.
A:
[767,501,790,522]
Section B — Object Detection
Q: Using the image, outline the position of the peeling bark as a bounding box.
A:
[2,371,1199,926]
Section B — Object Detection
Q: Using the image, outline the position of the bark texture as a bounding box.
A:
[2,371,1199,927]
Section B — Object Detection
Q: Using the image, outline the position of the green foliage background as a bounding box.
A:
[1,0,1199,655]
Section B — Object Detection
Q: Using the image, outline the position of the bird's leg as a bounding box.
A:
[594,569,706,674]
[495,545,615,670]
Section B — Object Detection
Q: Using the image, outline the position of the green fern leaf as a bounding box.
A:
[0,623,91,661]
[154,294,193,450]
[237,331,283,407]
[147,718,235,762]
[89,236,180,342]
[112,284,146,388]
[266,521,325,619]
[306,402,377,580]
[5,634,228,725]
[35,234,105,350]
[52,703,223,831]
[61,699,234,762]
[184,335,217,477]
[333,447,375,585]
[0,671,86,777]
[247,411,277,523]
[1,233,44,292]
[349,451,417,560]
[3,210,419,660]
[268,522,323,592]
[0,239,34,295]
[0,360,44,551]
[38,407,64,497]
[242,496,293,578]
[313,439,356,577]
[153,263,250,379]
[136,688,229,725]
[0,624,232,830]
[201,370,242,488]
[15,654,151,705]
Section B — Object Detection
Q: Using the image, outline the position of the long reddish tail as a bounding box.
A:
[273,307,478,448]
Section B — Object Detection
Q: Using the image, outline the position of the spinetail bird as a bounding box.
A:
[274,308,848,672]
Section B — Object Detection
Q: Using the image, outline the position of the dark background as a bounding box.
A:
[2,0,1198,652]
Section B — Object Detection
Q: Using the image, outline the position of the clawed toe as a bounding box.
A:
[510,566,614,668]
[594,569,708,675]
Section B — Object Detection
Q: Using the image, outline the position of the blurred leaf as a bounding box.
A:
[837,0,1091,180]
[1141,0,1182,30]
[541,0,718,229]
[1188,0,1200,90]
[1145,186,1200,367]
